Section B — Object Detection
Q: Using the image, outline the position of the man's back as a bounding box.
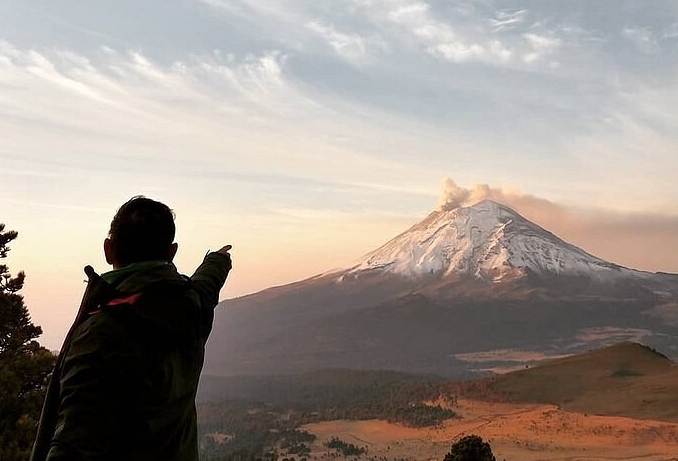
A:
[43,254,230,461]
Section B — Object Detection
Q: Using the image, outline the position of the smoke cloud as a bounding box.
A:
[437,177,678,274]
[439,178,497,211]
[438,178,554,213]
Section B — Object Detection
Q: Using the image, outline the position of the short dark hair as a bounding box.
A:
[108,196,176,266]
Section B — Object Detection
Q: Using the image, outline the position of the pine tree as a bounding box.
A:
[443,435,496,461]
[0,224,56,461]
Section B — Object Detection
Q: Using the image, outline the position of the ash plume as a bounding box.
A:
[438,178,505,211]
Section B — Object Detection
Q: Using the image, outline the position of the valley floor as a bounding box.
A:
[302,399,678,461]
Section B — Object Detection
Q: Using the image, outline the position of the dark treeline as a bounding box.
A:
[324,437,366,456]
[0,224,56,461]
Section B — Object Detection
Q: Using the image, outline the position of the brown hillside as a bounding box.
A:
[468,342,678,422]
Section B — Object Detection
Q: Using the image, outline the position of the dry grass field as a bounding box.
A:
[303,398,678,461]
[302,344,678,461]
[200,343,678,460]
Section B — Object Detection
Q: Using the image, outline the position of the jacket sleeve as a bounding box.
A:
[189,252,232,310]
[46,314,144,461]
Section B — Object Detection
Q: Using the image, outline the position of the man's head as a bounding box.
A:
[104,196,178,268]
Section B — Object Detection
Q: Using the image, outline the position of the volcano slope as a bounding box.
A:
[206,200,678,378]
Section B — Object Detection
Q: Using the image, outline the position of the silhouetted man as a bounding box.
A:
[32,196,232,461]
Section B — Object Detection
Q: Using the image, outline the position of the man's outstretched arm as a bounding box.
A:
[190,245,232,310]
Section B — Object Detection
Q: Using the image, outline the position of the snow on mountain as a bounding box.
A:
[347,200,634,283]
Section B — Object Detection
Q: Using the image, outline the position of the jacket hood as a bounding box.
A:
[102,261,187,292]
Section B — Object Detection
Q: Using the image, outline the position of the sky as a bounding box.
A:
[1,0,677,349]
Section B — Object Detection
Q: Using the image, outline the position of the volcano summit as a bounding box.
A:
[205,201,678,378]
[352,200,623,280]
[343,200,676,300]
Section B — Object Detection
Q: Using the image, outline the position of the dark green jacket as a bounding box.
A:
[39,253,231,461]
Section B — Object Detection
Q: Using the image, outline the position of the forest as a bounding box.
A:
[197,369,460,461]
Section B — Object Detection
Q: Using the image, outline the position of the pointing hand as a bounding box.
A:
[217,245,232,256]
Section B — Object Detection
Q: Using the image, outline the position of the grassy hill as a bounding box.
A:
[467,342,678,422]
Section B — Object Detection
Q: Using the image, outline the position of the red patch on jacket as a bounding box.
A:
[89,293,143,316]
[107,293,143,307]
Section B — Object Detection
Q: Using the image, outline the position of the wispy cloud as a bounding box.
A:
[522,33,561,64]
[0,39,448,210]
[306,22,372,64]
[490,9,526,32]
[338,1,566,67]
[385,1,488,63]
[198,0,568,68]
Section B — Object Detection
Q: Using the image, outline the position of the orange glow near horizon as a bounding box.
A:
[7,188,678,351]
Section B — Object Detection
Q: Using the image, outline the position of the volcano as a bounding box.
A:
[205,200,678,378]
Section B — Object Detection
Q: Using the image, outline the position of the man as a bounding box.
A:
[31,196,232,461]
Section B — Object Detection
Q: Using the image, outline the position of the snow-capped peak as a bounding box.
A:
[348,200,621,282]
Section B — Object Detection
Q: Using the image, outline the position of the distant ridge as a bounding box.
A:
[200,342,678,424]
[467,342,678,422]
